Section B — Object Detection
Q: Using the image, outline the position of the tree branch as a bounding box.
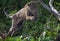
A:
[38,0,60,20]
[49,0,60,20]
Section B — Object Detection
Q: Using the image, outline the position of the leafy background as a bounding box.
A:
[0,0,60,41]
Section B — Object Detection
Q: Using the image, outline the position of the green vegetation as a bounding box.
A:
[0,0,60,41]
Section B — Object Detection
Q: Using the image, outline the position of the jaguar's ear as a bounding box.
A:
[28,3,31,6]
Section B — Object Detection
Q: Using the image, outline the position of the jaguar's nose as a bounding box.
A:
[35,17,38,20]
[33,17,38,21]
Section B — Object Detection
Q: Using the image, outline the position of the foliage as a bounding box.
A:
[0,0,60,41]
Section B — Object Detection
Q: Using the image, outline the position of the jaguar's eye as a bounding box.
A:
[27,11,34,16]
[35,11,37,13]
[27,13,34,16]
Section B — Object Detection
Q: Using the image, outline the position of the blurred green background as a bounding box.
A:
[0,0,60,41]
